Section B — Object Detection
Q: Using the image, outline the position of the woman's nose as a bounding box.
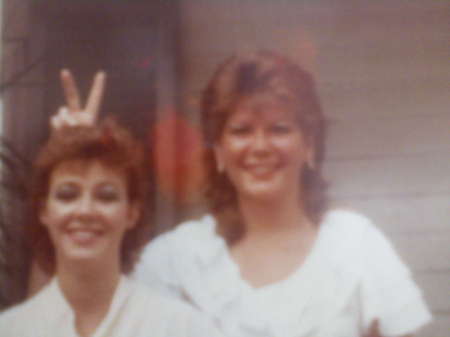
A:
[251,129,271,152]
[75,194,95,217]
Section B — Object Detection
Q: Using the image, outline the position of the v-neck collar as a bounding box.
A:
[177,212,366,337]
[50,275,131,337]
[221,221,326,293]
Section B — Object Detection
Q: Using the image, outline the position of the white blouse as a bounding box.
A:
[135,209,432,337]
[0,276,223,337]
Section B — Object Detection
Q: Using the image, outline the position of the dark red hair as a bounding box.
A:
[29,118,150,274]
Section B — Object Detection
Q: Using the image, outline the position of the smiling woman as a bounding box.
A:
[30,120,147,276]
[215,95,311,207]
[0,119,224,337]
[135,50,432,337]
[39,161,140,271]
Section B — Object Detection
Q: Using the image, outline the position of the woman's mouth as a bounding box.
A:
[245,164,278,177]
[66,228,102,245]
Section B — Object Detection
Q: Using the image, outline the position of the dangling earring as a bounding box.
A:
[306,150,315,170]
[214,145,225,174]
[216,159,225,174]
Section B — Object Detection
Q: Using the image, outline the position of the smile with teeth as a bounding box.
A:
[245,164,278,176]
[66,227,103,245]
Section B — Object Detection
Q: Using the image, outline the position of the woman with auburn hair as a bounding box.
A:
[135,51,431,337]
[50,52,431,337]
[0,118,223,337]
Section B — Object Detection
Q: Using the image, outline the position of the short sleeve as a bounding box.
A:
[133,233,183,300]
[359,223,432,336]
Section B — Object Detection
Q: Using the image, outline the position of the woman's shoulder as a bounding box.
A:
[127,278,192,313]
[317,208,404,275]
[0,301,26,329]
[134,214,222,287]
[141,214,218,255]
[322,208,373,228]
[320,208,416,286]
[126,279,223,336]
[322,208,400,254]
[321,210,433,335]
[0,280,57,333]
[131,279,197,314]
[320,208,387,245]
[167,214,217,240]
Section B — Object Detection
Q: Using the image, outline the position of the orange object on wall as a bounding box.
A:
[151,113,206,204]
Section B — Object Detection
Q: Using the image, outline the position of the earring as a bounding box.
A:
[217,160,225,174]
[306,152,315,170]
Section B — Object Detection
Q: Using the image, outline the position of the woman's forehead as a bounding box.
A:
[50,159,125,180]
[230,94,298,121]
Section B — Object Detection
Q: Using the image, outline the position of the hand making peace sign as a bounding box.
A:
[50,69,106,130]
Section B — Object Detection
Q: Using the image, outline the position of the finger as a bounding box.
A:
[58,106,76,126]
[50,115,61,130]
[58,105,93,127]
[65,116,78,127]
[85,71,106,122]
[50,106,68,131]
[58,106,78,127]
[61,69,82,112]
[78,113,95,127]
[58,106,69,120]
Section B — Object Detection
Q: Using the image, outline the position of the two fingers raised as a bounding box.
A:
[52,69,106,131]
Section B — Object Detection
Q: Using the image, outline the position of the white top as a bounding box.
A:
[0,276,223,337]
[135,209,432,337]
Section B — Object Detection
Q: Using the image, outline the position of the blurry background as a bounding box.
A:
[0,0,449,335]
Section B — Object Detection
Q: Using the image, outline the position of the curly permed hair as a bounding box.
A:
[29,118,150,274]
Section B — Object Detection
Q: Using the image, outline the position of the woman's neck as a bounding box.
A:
[238,192,313,238]
[56,260,121,337]
[231,192,318,288]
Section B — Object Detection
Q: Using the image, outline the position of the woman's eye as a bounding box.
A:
[54,184,79,201]
[95,184,121,202]
[228,124,252,135]
[271,124,291,134]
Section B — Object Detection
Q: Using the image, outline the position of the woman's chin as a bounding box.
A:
[56,243,107,267]
[54,235,121,271]
[238,183,285,202]
[60,250,102,265]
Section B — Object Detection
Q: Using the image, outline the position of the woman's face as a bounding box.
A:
[39,160,139,266]
[215,94,313,202]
